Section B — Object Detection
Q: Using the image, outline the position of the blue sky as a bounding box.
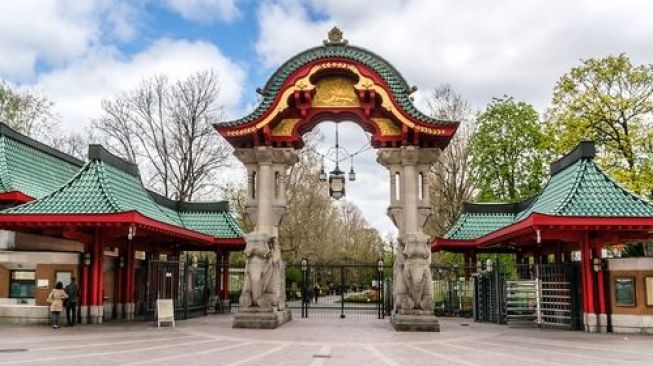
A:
[2,0,653,235]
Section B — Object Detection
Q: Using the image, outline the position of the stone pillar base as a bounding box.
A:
[124,303,135,320]
[115,303,124,319]
[598,313,608,333]
[391,311,440,332]
[233,308,291,329]
[89,305,104,324]
[79,305,89,324]
[584,312,598,333]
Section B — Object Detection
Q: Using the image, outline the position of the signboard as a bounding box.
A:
[37,279,49,289]
[646,277,653,306]
[156,299,175,328]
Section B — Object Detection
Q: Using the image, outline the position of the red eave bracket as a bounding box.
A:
[0,191,34,204]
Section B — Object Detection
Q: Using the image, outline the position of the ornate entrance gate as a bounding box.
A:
[214,28,458,330]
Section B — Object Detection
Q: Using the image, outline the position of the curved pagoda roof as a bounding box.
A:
[219,41,451,128]
[437,141,653,250]
[215,28,458,149]
[0,124,244,246]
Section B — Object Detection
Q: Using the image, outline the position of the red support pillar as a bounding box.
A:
[89,228,104,323]
[593,245,607,332]
[580,233,596,331]
[124,241,136,320]
[80,245,90,323]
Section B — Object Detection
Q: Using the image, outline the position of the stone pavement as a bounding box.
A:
[0,316,651,365]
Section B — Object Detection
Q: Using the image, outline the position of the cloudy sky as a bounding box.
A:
[2,0,653,236]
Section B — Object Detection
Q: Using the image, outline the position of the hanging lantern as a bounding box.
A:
[319,166,327,182]
[329,166,346,200]
[348,166,356,182]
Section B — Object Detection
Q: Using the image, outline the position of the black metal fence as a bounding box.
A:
[144,258,212,322]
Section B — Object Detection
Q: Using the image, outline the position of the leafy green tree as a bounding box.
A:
[545,54,653,197]
[469,96,547,202]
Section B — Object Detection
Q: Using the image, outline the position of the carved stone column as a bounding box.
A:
[232,146,298,329]
[378,146,441,331]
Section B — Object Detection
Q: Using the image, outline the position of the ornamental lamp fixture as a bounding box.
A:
[486,259,494,272]
[128,224,136,240]
[319,165,327,182]
[118,256,125,268]
[592,257,602,272]
[328,165,346,200]
[84,252,91,266]
[301,258,308,272]
[377,258,384,273]
[348,165,356,182]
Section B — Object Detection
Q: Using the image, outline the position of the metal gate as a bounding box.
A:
[221,262,478,320]
[144,258,212,322]
[506,264,581,329]
[474,264,506,324]
[291,263,386,319]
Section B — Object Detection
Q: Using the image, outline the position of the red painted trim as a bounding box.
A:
[0,191,34,204]
[432,212,653,252]
[0,211,245,247]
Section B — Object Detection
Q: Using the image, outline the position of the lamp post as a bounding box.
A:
[377,258,384,319]
[300,258,308,318]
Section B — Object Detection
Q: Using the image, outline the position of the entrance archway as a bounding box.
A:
[215,28,459,330]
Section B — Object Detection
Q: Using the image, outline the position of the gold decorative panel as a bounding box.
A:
[311,77,359,107]
[271,118,300,137]
[372,118,401,136]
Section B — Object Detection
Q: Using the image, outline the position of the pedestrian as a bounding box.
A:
[64,278,79,326]
[313,284,320,303]
[47,282,68,329]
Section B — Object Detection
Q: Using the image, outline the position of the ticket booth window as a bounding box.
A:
[615,277,636,307]
[9,271,36,298]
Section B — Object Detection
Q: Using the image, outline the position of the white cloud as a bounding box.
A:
[0,0,141,80]
[163,0,242,23]
[256,0,653,112]
[31,39,247,129]
[0,1,96,78]
[254,0,653,235]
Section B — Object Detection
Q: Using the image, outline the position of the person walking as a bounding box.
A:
[64,278,79,326]
[313,284,320,303]
[47,282,68,329]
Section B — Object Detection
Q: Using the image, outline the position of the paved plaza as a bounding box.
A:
[0,317,651,366]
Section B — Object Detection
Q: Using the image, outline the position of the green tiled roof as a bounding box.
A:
[443,142,653,240]
[1,144,243,240]
[0,124,83,199]
[444,212,516,240]
[216,43,456,128]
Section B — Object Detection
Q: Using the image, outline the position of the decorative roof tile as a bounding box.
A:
[216,43,455,128]
[0,124,83,199]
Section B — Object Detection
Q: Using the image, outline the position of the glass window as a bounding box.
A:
[55,271,72,287]
[10,271,36,299]
[615,277,636,307]
[646,277,653,307]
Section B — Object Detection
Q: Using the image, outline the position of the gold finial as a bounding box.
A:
[324,26,348,45]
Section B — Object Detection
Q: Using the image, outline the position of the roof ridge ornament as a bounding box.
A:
[324,26,348,46]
